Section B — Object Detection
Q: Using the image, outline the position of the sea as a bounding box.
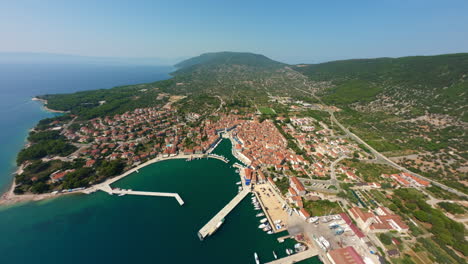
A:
[0,63,321,264]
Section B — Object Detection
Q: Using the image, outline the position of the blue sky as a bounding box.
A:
[1,0,467,63]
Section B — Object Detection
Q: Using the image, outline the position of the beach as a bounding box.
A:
[32,97,68,113]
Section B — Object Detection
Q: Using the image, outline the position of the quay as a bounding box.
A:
[264,249,319,264]
[207,153,229,163]
[96,185,184,206]
[198,188,250,239]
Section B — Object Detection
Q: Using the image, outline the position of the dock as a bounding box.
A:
[198,188,250,239]
[97,185,184,206]
[265,249,319,264]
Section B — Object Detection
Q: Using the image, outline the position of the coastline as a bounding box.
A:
[32,97,68,113]
[0,152,225,206]
[0,98,67,205]
[1,97,230,206]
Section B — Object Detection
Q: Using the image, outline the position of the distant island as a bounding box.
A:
[3,51,467,264]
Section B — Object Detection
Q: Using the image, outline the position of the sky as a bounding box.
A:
[0,0,467,64]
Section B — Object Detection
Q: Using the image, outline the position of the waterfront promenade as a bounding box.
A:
[198,188,250,239]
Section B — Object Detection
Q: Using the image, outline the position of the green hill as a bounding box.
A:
[174,51,286,72]
[167,52,308,108]
[294,53,468,120]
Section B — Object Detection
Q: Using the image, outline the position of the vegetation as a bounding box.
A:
[379,233,393,245]
[437,202,466,215]
[40,79,174,119]
[322,80,382,105]
[295,53,468,185]
[259,107,276,115]
[303,199,342,216]
[16,139,77,165]
[340,159,399,182]
[274,177,290,195]
[393,188,467,257]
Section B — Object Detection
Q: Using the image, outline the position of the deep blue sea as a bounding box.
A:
[0,63,321,264]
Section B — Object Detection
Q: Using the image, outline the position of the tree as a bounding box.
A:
[379,233,392,245]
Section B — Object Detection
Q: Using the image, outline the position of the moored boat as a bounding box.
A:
[254,252,260,264]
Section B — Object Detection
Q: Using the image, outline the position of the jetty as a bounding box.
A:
[264,249,319,264]
[198,188,250,239]
[96,185,184,206]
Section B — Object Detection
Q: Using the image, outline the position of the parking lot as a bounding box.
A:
[288,213,380,263]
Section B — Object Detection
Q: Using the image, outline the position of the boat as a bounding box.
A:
[118,193,126,196]
[236,181,241,185]
[272,251,277,259]
[258,224,267,229]
[256,213,265,217]
[267,231,273,235]
[260,218,268,223]
[254,252,260,264]
[263,226,271,231]
[286,248,293,255]
[254,207,261,211]
[208,218,225,236]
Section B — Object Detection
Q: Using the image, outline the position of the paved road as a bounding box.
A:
[329,112,467,198]
[330,155,348,189]
[293,86,467,199]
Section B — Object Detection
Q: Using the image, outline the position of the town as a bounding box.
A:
[10,95,468,264]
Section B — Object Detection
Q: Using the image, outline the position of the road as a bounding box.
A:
[329,111,467,198]
[330,155,348,189]
[293,86,467,199]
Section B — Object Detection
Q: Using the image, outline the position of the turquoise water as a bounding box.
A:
[0,64,321,263]
[0,140,321,263]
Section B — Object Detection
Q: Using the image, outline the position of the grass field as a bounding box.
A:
[259,107,276,115]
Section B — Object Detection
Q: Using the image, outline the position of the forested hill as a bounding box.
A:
[174,51,286,73]
[169,51,308,97]
[293,53,468,121]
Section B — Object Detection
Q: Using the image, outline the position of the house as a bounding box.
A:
[50,169,75,182]
[349,206,409,233]
[299,208,310,220]
[327,246,365,264]
[85,159,96,167]
[290,176,306,196]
